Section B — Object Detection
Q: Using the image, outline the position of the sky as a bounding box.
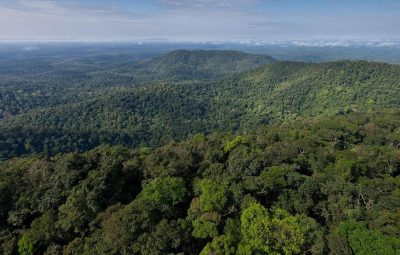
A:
[0,0,399,42]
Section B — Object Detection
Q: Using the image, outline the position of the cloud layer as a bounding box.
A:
[0,0,399,41]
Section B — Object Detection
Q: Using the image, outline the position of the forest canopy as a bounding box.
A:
[1,57,400,160]
[1,49,399,254]
[1,111,399,254]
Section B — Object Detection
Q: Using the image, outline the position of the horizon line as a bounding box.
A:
[1,38,400,47]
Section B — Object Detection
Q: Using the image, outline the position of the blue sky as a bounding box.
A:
[0,0,399,41]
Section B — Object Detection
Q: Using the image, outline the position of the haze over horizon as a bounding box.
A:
[0,0,400,42]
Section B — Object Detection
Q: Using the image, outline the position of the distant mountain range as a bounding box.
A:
[113,50,277,82]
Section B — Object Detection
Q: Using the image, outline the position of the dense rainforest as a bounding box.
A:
[0,47,400,254]
[1,58,399,159]
[0,50,275,119]
[1,111,400,254]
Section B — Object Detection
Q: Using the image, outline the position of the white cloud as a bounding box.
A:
[0,0,277,41]
[0,0,399,41]
[15,0,67,14]
[159,0,258,9]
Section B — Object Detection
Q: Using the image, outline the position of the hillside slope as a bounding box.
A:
[123,50,277,81]
[0,50,275,118]
[1,60,399,158]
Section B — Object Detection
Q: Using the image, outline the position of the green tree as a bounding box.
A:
[197,179,229,212]
[337,221,400,255]
[200,219,241,255]
[17,211,57,255]
[189,179,229,238]
[140,177,187,209]
[238,203,307,255]
[224,136,245,153]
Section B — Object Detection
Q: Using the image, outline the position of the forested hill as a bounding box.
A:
[216,60,400,117]
[1,112,399,254]
[130,50,277,81]
[0,60,399,159]
[0,50,275,118]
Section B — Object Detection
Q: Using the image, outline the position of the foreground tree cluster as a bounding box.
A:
[1,111,399,254]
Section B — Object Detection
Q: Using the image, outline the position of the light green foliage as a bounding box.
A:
[140,177,187,206]
[270,209,307,255]
[17,235,34,255]
[197,179,229,212]
[200,235,235,255]
[189,179,229,238]
[17,211,57,255]
[239,203,307,255]
[224,136,245,153]
[200,219,241,255]
[337,221,400,255]
[192,212,220,239]
[238,202,271,254]
[348,229,400,255]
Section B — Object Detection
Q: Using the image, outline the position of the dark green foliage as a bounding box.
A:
[1,48,400,254]
[133,50,276,82]
[1,59,400,159]
[1,112,399,254]
[0,49,274,120]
